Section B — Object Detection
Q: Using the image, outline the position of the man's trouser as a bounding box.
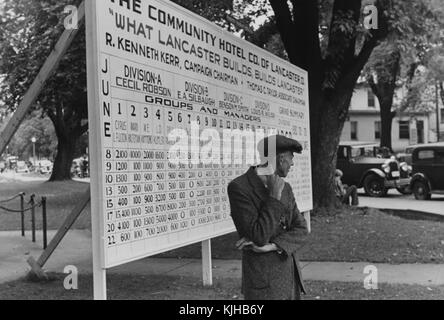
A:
[342,185,359,206]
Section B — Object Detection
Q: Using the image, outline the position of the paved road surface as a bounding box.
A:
[359,189,444,216]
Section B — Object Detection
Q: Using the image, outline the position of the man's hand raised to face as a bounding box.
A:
[267,174,285,201]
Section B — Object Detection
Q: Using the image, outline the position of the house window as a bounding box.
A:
[441,109,444,124]
[337,147,348,160]
[351,121,358,140]
[375,121,381,139]
[399,121,410,139]
[368,89,376,108]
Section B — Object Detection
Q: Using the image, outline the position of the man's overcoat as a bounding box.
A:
[228,167,308,300]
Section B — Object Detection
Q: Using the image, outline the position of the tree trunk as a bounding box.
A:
[49,134,77,181]
[46,101,88,182]
[368,50,401,152]
[440,81,444,106]
[380,102,395,151]
[311,110,343,208]
[311,92,352,208]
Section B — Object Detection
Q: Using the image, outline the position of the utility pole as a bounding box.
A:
[31,137,37,164]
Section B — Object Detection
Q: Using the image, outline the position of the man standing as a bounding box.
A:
[228,135,309,300]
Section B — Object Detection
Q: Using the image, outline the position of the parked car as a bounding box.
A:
[337,142,411,197]
[396,145,417,165]
[410,142,444,200]
[36,160,53,174]
[374,146,393,159]
[71,158,82,178]
[15,161,30,173]
[6,156,18,170]
[0,161,6,173]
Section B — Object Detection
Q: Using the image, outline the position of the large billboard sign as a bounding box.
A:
[86,0,312,274]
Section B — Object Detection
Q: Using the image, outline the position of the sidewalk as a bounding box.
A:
[1,230,443,286]
[0,230,91,284]
[358,190,444,216]
[0,171,49,183]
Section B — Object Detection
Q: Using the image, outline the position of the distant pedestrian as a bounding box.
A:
[335,169,359,206]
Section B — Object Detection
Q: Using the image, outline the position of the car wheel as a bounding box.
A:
[396,185,412,195]
[363,174,388,197]
[412,181,431,200]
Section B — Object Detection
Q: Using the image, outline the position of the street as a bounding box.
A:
[358,189,444,216]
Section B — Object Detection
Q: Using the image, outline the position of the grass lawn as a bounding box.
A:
[0,274,443,300]
[0,179,91,231]
[158,207,444,264]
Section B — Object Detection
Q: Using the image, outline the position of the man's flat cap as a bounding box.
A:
[258,135,303,157]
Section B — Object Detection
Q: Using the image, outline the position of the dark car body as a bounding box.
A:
[396,146,417,165]
[410,142,444,200]
[337,142,411,197]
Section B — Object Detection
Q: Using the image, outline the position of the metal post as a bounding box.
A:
[304,211,312,234]
[202,239,213,286]
[30,194,36,243]
[32,139,36,165]
[20,193,25,237]
[42,197,47,249]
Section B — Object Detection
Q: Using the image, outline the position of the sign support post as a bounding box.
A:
[202,240,213,286]
[93,263,107,300]
[85,0,107,301]
[304,212,312,234]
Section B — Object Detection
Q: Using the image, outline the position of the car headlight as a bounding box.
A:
[399,162,412,173]
[382,164,390,174]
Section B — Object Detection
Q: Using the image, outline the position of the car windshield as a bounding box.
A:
[351,146,375,158]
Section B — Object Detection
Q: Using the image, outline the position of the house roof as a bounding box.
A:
[348,110,380,115]
[407,142,444,150]
[348,110,431,116]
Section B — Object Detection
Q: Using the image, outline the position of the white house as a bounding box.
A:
[427,87,444,142]
[340,83,440,152]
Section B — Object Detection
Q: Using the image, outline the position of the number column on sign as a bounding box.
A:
[128,102,145,255]
[140,103,156,242]
[111,99,132,247]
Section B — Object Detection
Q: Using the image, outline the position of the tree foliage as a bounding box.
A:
[363,0,441,149]
[236,0,442,207]
[0,0,87,180]
[8,111,57,161]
